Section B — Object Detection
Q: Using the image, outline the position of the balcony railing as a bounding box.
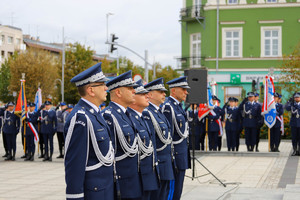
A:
[176,56,206,69]
[180,5,204,21]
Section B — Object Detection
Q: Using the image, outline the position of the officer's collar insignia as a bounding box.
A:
[135,115,138,119]
[117,109,121,113]
[89,109,94,114]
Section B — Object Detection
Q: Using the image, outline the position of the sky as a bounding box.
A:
[0,0,183,68]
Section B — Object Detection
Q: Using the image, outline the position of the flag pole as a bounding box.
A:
[205,118,208,151]
[268,128,271,152]
[22,73,26,155]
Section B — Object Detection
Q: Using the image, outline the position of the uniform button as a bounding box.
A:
[101,137,104,140]
[94,187,97,191]
[128,133,130,135]
[118,176,121,179]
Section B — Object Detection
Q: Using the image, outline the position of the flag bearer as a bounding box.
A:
[270,93,284,152]
[23,102,38,161]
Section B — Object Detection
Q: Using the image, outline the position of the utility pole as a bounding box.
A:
[145,50,148,83]
[62,27,65,102]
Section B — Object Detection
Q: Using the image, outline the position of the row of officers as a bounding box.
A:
[0,101,74,161]
[187,91,285,154]
[63,62,300,200]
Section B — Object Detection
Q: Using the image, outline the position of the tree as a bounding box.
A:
[280,42,300,100]
[9,48,59,103]
[0,59,14,103]
[59,43,95,104]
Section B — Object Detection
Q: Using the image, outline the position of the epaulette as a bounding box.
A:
[104,110,112,114]
[143,115,150,120]
[77,110,85,115]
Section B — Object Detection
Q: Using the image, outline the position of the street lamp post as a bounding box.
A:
[106,13,114,43]
[62,27,65,103]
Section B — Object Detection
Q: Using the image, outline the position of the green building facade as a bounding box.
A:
[179,0,300,104]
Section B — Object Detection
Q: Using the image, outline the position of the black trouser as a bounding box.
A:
[270,126,280,150]
[26,134,35,154]
[2,133,8,154]
[43,133,54,155]
[291,127,300,150]
[245,127,257,149]
[150,180,169,200]
[208,131,218,151]
[39,133,44,155]
[5,133,17,153]
[56,132,65,155]
[256,128,261,149]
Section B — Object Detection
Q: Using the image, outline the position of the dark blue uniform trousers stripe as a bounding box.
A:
[172,169,186,200]
[150,180,169,200]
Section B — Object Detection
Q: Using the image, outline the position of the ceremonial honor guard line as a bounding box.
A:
[1,64,300,200]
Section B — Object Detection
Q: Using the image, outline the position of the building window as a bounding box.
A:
[261,26,282,57]
[266,0,277,3]
[192,0,202,17]
[16,38,21,45]
[222,27,243,58]
[228,0,238,4]
[7,36,13,44]
[190,33,201,67]
[1,35,4,44]
[224,87,242,102]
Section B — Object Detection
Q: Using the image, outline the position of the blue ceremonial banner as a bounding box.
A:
[262,75,276,128]
[207,83,214,109]
[34,87,42,112]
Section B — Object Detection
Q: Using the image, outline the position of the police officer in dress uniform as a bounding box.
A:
[235,98,243,151]
[285,92,300,156]
[63,104,73,125]
[207,96,223,151]
[38,103,45,158]
[187,104,201,150]
[223,97,239,151]
[23,102,38,161]
[238,92,261,152]
[39,100,57,161]
[127,79,159,200]
[56,102,67,158]
[102,71,142,200]
[64,62,114,200]
[1,102,20,161]
[0,105,6,157]
[142,78,174,200]
[163,77,191,200]
[254,93,263,152]
[270,92,284,152]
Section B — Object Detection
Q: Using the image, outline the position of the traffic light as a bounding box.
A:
[109,34,118,53]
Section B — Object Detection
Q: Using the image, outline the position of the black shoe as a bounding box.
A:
[24,154,31,161]
[292,150,297,156]
[43,154,49,162]
[38,154,44,159]
[21,154,27,159]
[5,155,12,161]
[56,154,64,159]
[2,153,8,158]
[256,148,259,152]
[11,156,15,161]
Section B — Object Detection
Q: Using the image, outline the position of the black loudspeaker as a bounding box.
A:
[184,68,207,104]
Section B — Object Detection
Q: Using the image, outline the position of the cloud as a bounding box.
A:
[0,0,182,68]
